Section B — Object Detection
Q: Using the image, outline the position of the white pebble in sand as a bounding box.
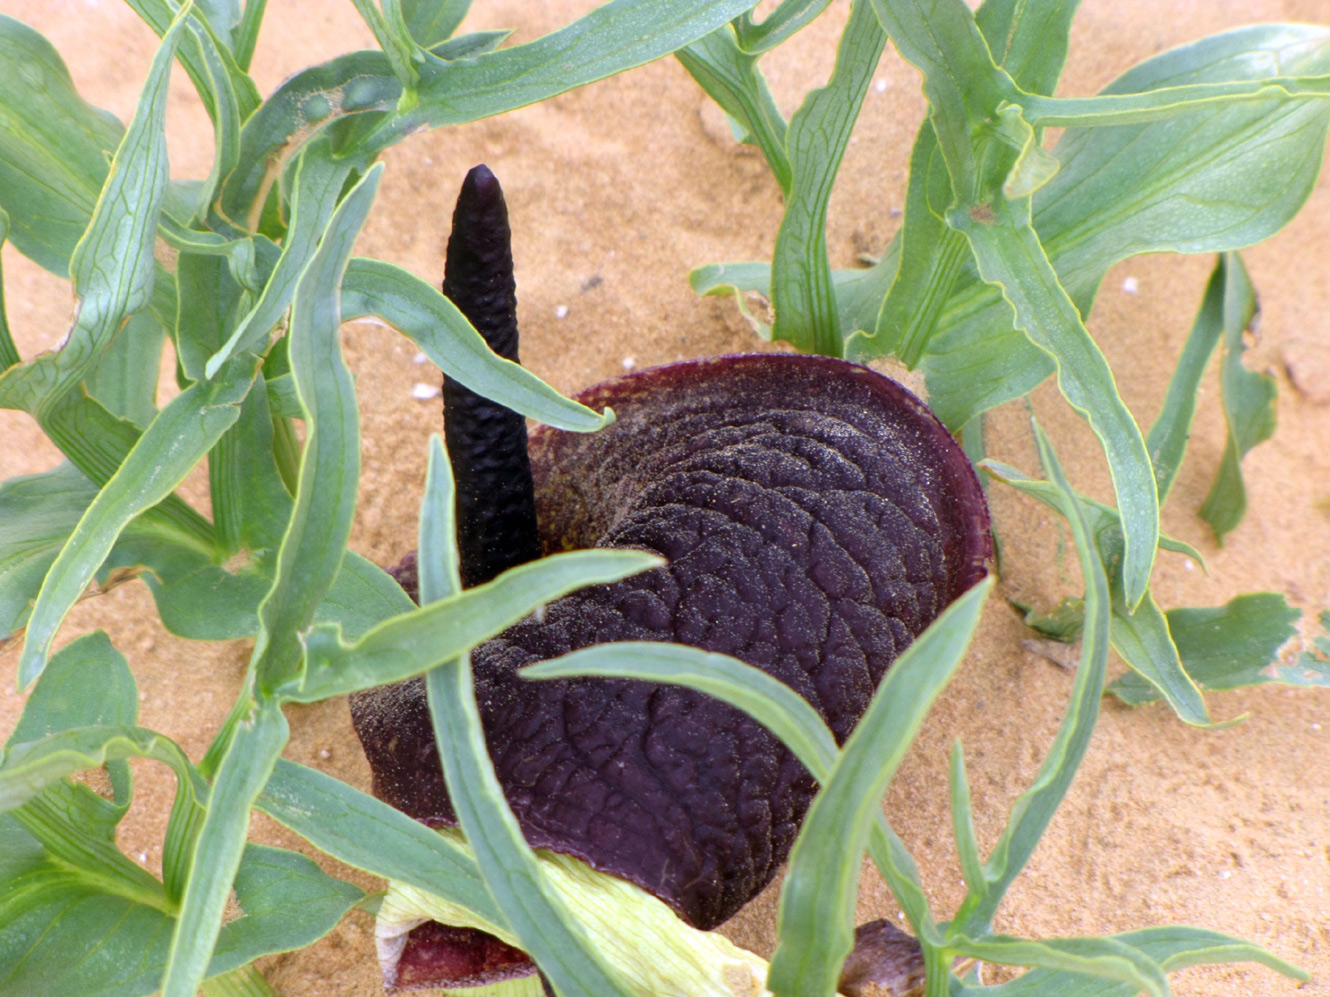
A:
[1122,276,1139,293]
[412,382,441,400]
[622,357,637,371]
[555,305,570,319]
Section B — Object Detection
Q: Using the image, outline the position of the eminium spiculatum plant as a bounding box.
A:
[0,2,1326,996]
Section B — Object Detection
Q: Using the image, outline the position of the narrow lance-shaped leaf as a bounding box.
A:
[0,15,123,276]
[425,657,635,997]
[918,26,1330,431]
[256,758,502,927]
[946,113,1159,610]
[289,549,662,702]
[0,7,186,418]
[250,164,383,692]
[766,577,993,997]
[676,27,792,193]
[957,425,1110,934]
[341,258,613,432]
[206,143,356,377]
[18,352,259,689]
[769,0,885,356]
[159,698,289,997]
[1198,251,1272,543]
[948,934,1168,997]
[960,926,1307,996]
[1146,256,1227,504]
[1109,594,1304,703]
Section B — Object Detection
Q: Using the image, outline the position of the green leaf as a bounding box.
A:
[1145,256,1226,505]
[1198,252,1273,543]
[207,144,356,377]
[418,434,461,605]
[250,164,382,692]
[951,934,1168,997]
[160,699,289,997]
[256,758,501,926]
[0,15,123,276]
[766,577,993,997]
[676,27,791,193]
[84,313,165,430]
[953,192,1158,609]
[949,742,985,899]
[734,0,833,53]
[6,632,137,749]
[524,642,840,780]
[209,374,293,557]
[402,0,472,48]
[956,425,1110,934]
[921,25,1330,430]
[208,844,363,977]
[288,549,662,702]
[769,0,885,356]
[972,926,1307,995]
[1109,594,1303,703]
[17,352,259,688]
[1104,589,1212,726]
[0,7,186,418]
[425,656,634,997]
[341,258,614,432]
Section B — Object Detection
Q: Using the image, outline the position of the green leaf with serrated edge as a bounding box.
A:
[734,0,833,53]
[769,0,885,357]
[0,8,184,419]
[160,698,288,997]
[256,758,501,926]
[426,658,634,997]
[208,844,363,977]
[366,0,767,154]
[0,15,123,276]
[920,26,1330,431]
[952,935,1168,997]
[1199,252,1273,543]
[85,312,165,430]
[287,549,661,702]
[981,460,1210,725]
[250,165,381,692]
[17,352,259,689]
[676,27,791,193]
[1146,257,1225,504]
[523,640,941,946]
[766,578,990,996]
[1109,594,1303,703]
[955,425,1110,935]
[402,0,471,48]
[341,258,614,432]
[966,926,1306,995]
[206,145,355,378]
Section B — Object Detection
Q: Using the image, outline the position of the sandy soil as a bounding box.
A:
[1,1,1328,995]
